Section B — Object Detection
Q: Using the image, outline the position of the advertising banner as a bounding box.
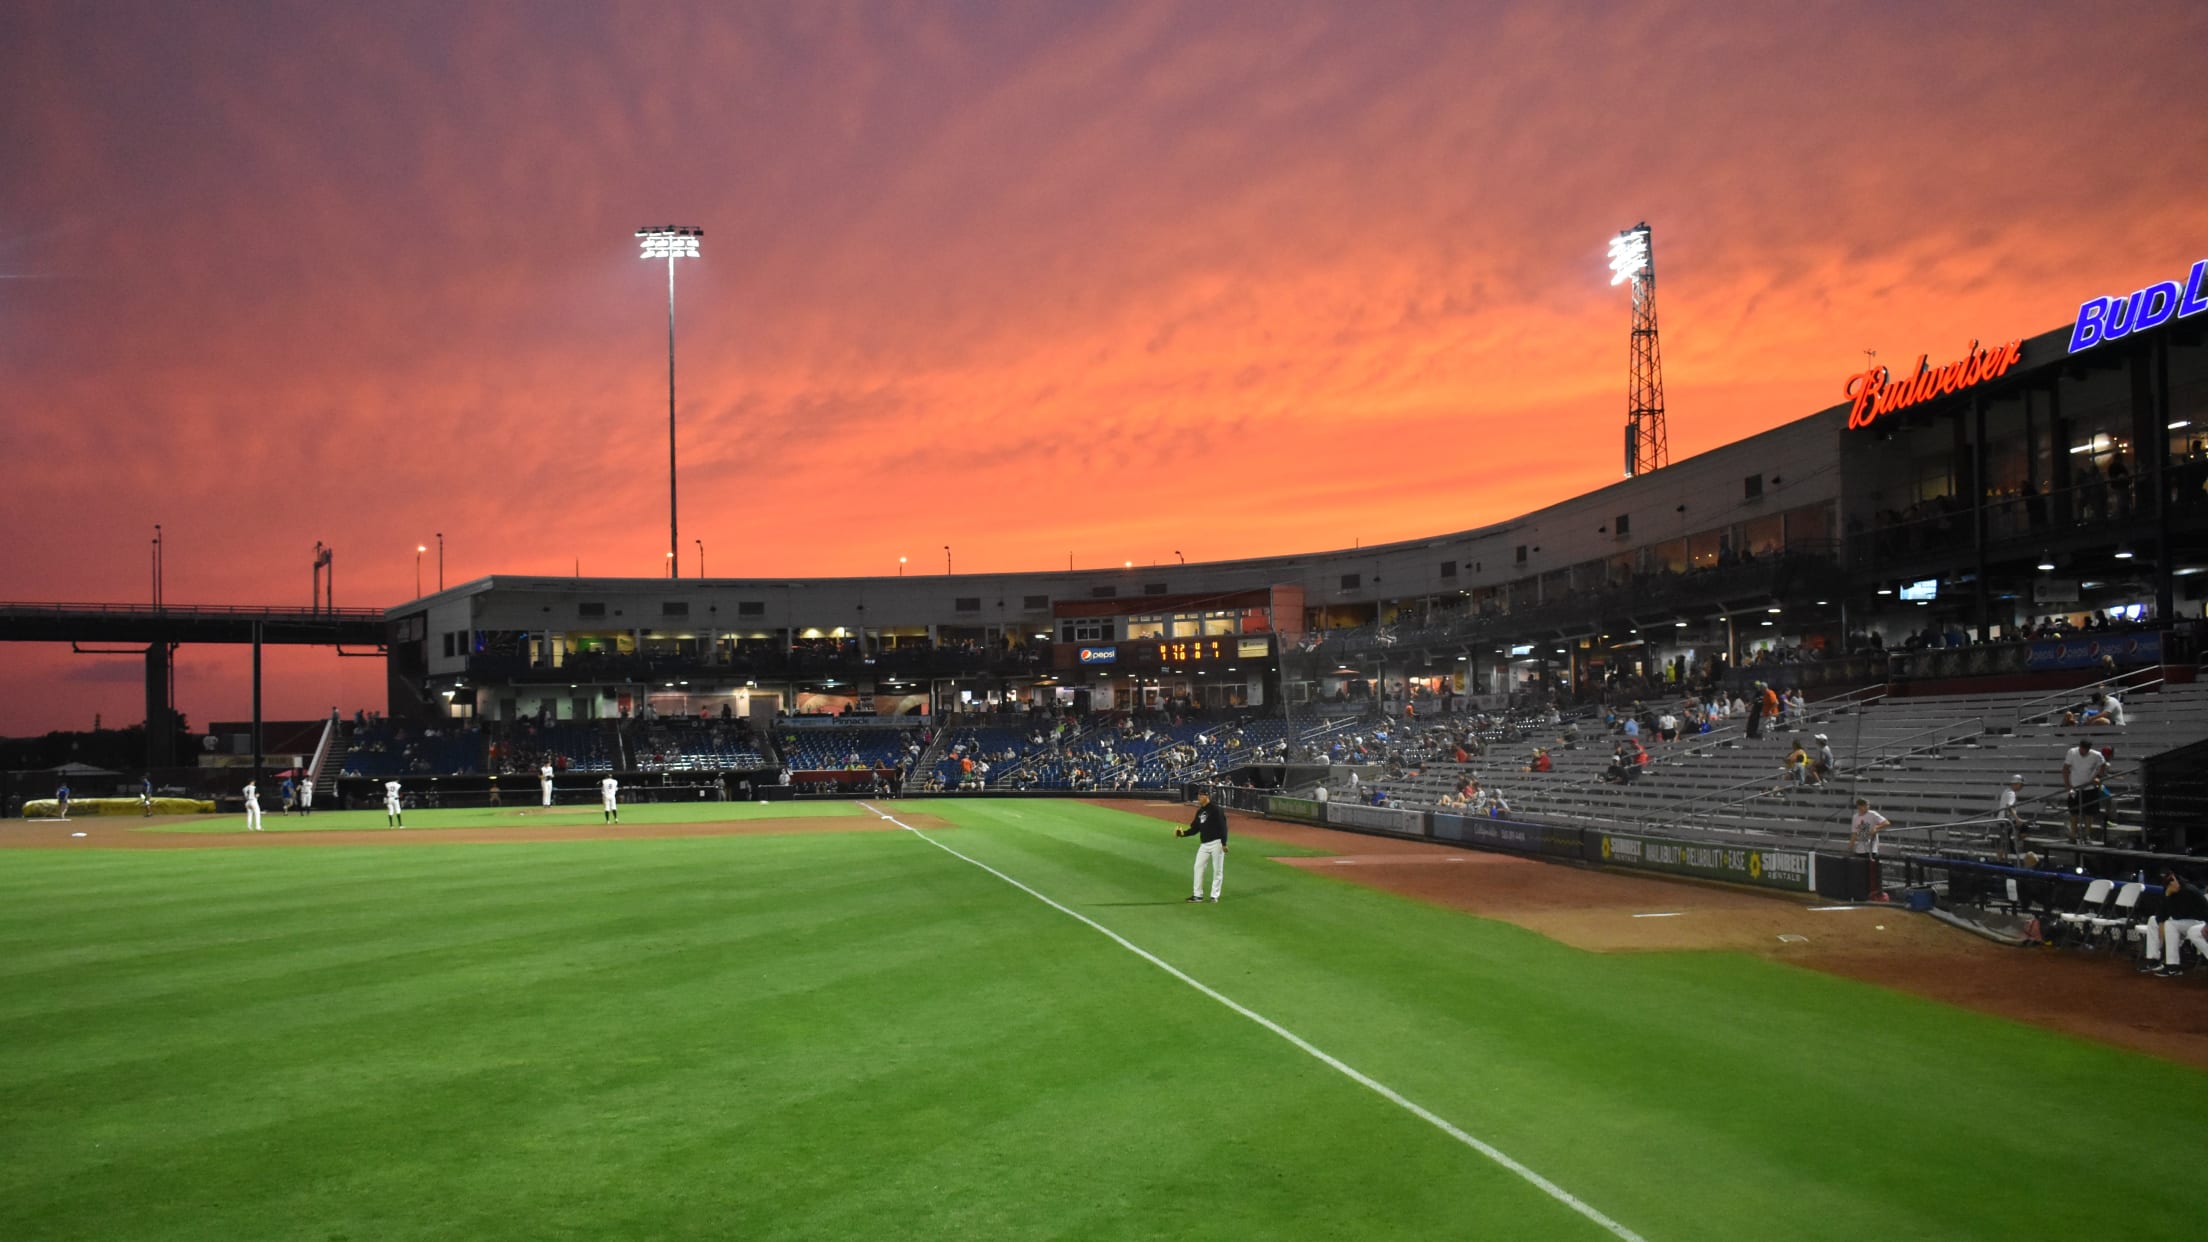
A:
[1589,830,1816,892]
[1325,803,1428,836]
[1430,813,1542,854]
[2021,631,2162,671]
[1266,795,1324,824]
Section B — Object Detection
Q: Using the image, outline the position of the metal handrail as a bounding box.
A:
[2008,667,2165,729]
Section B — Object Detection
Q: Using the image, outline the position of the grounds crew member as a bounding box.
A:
[1178,793,1229,902]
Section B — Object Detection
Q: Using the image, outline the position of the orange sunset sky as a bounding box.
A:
[4,1,2208,736]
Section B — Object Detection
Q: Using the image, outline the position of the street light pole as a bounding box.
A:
[436,531,444,591]
[944,545,952,575]
[636,226,702,580]
[899,556,907,576]
[416,545,425,597]
[696,538,704,578]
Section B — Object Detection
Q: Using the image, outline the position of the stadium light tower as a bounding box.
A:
[637,226,702,578]
[1607,223,1668,478]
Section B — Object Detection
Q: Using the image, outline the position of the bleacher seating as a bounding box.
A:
[341,720,484,776]
[630,718,768,772]
[1476,676,2208,856]
[778,725,922,774]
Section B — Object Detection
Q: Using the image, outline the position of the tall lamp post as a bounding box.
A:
[436,531,444,591]
[696,538,705,578]
[416,544,426,597]
[636,225,703,578]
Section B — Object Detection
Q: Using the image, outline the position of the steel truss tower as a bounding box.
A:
[1609,222,1668,477]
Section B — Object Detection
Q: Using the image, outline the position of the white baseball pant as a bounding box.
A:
[1192,840,1225,900]
[2145,917,2208,967]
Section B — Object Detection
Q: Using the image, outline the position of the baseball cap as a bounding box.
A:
[2008,774,2024,783]
[1814,733,1828,741]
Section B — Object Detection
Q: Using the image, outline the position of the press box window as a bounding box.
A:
[1022,594,1048,610]
[1514,545,1528,565]
[661,601,689,617]
[1614,514,1630,536]
[1439,560,1457,578]
[737,601,765,617]
[1744,475,1764,500]
[954,597,981,612]
[1090,586,1117,598]
[578,602,607,618]
[1339,573,1361,590]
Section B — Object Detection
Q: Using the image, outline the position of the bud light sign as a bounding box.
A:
[1076,646,1117,665]
[2069,258,2208,353]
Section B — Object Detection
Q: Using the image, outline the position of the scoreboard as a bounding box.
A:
[1120,635,1274,669]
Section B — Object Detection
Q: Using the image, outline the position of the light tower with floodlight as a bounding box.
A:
[1608,223,1668,478]
[637,226,702,577]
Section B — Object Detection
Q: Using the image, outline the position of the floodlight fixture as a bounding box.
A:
[636,226,703,260]
[1607,226,1650,286]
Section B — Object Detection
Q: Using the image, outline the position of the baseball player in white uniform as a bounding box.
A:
[540,763,555,807]
[298,773,314,816]
[600,776,620,824]
[384,779,405,828]
[1176,794,1229,902]
[243,780,263,831]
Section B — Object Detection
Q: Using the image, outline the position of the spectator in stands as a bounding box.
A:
[1811,734,1835,783]
[1522,747,1552,773]
[2084,690,2125,727]
[1993,774,2025,861]
[2061,738,2110,842]
[2143,871,2208,976]
[1656,710,1678,743]
[1314,783,1328,804]
[1783,741,1812,787]
[1745,682,1768,739]
[1849,799,1888,888]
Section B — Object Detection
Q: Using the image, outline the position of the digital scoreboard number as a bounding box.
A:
[1155,638,1229,664]
[1118,636,1272,668]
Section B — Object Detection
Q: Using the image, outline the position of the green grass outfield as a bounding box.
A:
[0,799,2196,1240]
[139,800,864,833]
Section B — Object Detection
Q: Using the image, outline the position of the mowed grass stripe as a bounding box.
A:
[866,801,1647,1242]
[0,829,1605,1241]
[136,799,871,834]
[905,799,2208,1241]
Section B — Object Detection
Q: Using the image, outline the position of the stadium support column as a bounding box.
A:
[145,641,175,768]
[251,621,264,792]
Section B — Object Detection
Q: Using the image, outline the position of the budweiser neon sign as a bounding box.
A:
[1843,339,2023,430]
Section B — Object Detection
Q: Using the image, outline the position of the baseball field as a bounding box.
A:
[2,798,2200,1240]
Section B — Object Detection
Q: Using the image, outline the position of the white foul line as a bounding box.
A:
[857,803,1646,1242]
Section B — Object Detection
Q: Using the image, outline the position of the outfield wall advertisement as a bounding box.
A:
[1266,796,1324,824]
[1432,816,1584,859]
[1589,830,1816,892]
[1325,803,1428,836]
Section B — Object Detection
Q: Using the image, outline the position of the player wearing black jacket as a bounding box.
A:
[1178,794,1229,902]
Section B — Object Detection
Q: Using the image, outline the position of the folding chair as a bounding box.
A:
[2055,878,2115,946]
[2085,882,2146,951]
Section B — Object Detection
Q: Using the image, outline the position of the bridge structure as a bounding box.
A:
[0,602,388,771]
